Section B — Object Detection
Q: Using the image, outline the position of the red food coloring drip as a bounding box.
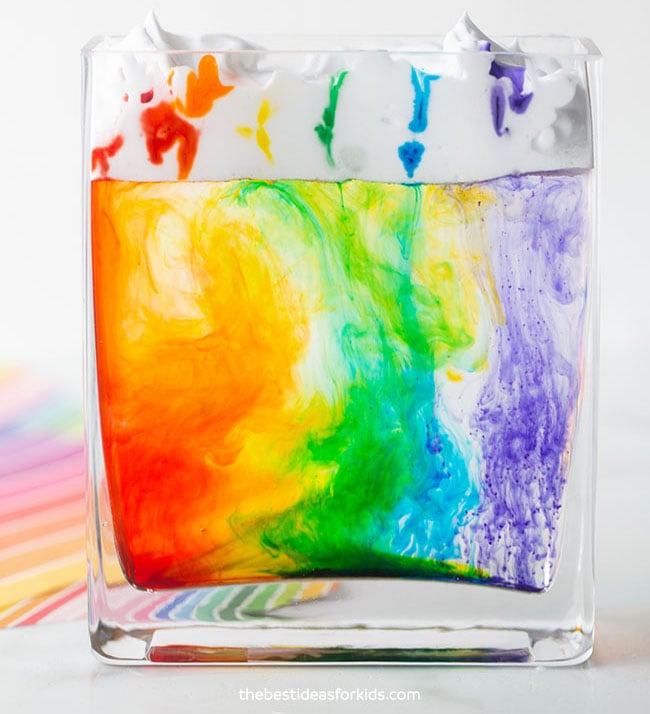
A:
[140,88,154,104]
[91,135,124,176]
[123,93,129,102]
[141,101,199,180]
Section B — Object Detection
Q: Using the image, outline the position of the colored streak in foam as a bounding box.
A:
[408,67,440,134]
[314,72,348,167]
[489,61,533,114]
[141,102,199,179]
[237,100,274,163]
[398,69,439,178]
[91,135,124,176]
[255,100,273,162]
[489,61,533,136]
[92,173,588,592]
[491,85,508,137]
[398,141,425,178]
[176,55,234,118]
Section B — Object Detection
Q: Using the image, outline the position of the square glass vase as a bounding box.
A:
[83,34,601,665]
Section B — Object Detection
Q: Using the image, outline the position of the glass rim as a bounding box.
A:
[81,34,602,59]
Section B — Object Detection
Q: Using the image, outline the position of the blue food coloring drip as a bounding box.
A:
[408,67,441,134]
[398,141,425,178]
[398,68,440,179]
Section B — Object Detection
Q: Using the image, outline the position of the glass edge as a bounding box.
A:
[587,56,601,609]
[577,37,602,59]
[81,35,105,55]
[81,34,602,59]
[81,49,101,636]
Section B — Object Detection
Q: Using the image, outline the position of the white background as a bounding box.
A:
[1,1,649,711]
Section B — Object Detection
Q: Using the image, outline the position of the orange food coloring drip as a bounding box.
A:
[176,55,234,118]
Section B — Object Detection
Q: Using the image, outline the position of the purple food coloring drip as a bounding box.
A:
[491,84,509,137]
[489,60,534,136]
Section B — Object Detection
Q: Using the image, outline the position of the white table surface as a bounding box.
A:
[1,611,648,714]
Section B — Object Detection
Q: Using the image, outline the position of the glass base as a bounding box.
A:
[89,579,593,666]
[92,626,592,666]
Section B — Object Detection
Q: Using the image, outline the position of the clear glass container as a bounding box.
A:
[83,34,601,665]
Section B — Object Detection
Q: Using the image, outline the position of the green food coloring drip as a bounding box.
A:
[314,72,348,167]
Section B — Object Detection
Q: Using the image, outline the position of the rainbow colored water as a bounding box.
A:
[92,172,589,593]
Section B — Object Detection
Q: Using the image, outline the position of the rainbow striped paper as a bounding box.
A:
[0,367,85,626]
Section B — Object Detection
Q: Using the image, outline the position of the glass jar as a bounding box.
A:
[83,32,601,664]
